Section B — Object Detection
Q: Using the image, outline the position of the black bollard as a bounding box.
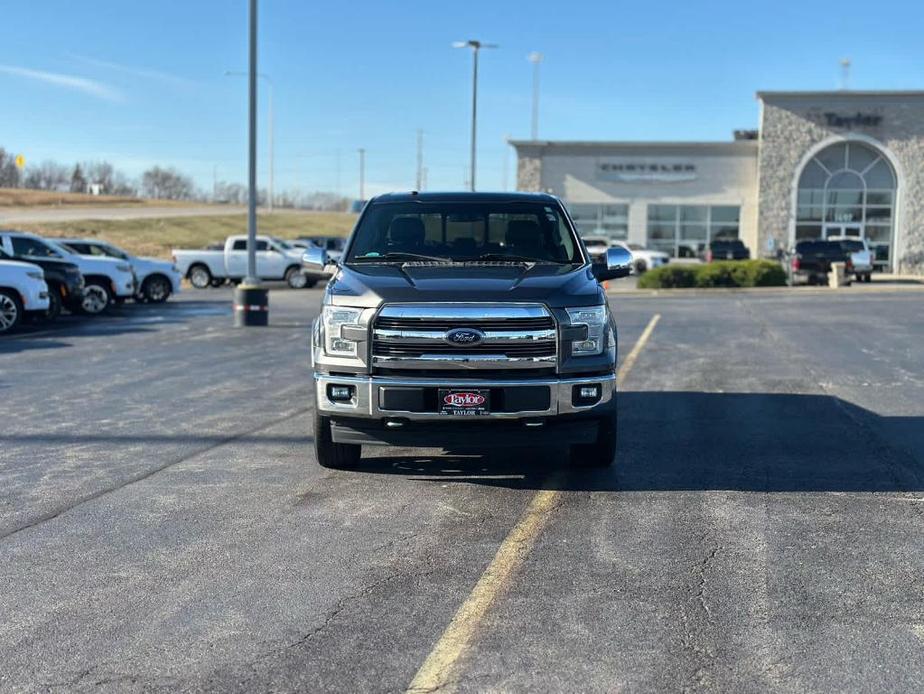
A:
[233,284,269,327]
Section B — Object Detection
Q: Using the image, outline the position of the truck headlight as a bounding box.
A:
[116,263,132,273]
[26,270,44,280]
[321,305,363,357]
[565,305,607,356]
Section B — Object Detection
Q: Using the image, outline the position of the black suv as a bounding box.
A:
[0,248,83,318]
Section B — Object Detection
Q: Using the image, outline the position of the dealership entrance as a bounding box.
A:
[794,139,897,270]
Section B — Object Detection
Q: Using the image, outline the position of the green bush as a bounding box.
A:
[637,260,786,289]
[637,265,697,289]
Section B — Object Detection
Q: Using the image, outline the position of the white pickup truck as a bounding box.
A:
[172,235,324,289]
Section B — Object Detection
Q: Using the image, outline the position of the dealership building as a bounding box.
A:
[512,91,924,273]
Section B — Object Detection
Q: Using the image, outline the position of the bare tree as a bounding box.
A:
[141,166,194,200]
[70,164,87,193]
[24,161,70,191]
[0,148,21,188]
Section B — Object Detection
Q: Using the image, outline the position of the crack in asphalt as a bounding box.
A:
[679,534,723,693]
[0,406,313,543]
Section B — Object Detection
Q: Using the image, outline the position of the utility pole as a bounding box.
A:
[358,148,366,201]
[501,133,511,191]
[528,52,543,140]
[416,129,424,191]
[453,40,497,191]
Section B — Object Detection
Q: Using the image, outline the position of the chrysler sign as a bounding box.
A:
[597,161,697,183]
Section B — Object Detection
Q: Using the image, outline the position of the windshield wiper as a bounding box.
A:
[351,251,451,263]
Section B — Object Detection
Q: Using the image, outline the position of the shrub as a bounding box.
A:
[636,259,787,289]
[637,265,697,288]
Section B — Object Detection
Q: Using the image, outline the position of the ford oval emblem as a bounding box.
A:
[445,327,485,346]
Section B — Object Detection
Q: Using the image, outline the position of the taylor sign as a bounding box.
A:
[597,162,697,183]
[823,112,883,128]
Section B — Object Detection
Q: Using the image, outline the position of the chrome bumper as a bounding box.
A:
[314,372,616,421]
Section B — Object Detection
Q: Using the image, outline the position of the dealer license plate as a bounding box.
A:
[439,388,491,416]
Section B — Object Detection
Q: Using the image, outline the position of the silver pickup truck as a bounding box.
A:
[303,191,631,469]
[828,236,875,282]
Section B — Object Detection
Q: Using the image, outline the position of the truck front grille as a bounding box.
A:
[371,304,557,371]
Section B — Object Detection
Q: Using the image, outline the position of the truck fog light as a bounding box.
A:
[572,384,602,406]
[328,385,355,402]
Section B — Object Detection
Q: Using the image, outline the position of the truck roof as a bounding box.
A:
[369,191,562,204]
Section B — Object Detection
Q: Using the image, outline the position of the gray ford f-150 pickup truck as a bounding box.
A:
[304,192,631,469]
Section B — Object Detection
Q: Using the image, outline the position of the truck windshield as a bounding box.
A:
[347,201,580,264]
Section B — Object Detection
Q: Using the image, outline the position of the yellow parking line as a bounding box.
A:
[406,313,661,693]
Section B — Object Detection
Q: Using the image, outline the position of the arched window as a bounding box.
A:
[796,141,896,267]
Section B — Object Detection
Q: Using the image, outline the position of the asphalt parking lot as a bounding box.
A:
[2,287,924,692]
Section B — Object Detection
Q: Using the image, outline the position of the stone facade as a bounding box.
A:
[757,92,924,273]
[515,144,543,192]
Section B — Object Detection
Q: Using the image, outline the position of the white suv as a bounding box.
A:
[0,231,135,314]
[0,258,49,333]
[54,238,182,303]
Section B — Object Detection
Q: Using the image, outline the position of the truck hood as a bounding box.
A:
[327,263,604,309]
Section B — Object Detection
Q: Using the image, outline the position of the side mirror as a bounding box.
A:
[302,245,330,272]
[592,247,632,281]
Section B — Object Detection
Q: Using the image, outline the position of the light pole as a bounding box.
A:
[358,148,366,201]
[226,70,274,211]
[453,40,497,191]
[528,52,542,140]
[232,0,269,327]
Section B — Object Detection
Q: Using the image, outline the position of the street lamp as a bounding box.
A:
[226,70,274,211]
[453,40,497,191]
[527,52,543,140]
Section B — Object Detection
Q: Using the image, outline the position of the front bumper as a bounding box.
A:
[314,372,616,422]
[22,282,50,311]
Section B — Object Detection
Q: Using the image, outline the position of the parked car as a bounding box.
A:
[829,236,874,283]
[613,242,670,274]
[53,238,182,303]
[0,256,49,333]
[295,236,346,262]
[705,239,750,262]
[785,240,853,286]
[0,247,83,319]
[580,236,612,263]
[172,235,325,289]
[0,231,135,314]
[304,191,631,469]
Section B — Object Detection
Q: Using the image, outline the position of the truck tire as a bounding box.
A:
[570,412,617,468]
[285,266,308,289]
[634,259,647,274]
[313,410,361,469]
[80,280,112,315]
[188,264,212,289]
[0,289,23,333]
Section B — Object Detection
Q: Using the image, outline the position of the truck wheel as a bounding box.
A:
[313,410,361,469]
[634,259,647,274]
[188,265,212,289]
[285,266,308,289]
[0,289,23,333]
[143,275,172,303]
[80,282,112,315]
[570,413,617,468]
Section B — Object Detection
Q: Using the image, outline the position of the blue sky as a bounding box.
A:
[1,0,921,197]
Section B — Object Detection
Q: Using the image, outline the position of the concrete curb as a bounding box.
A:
[606,282,924,297]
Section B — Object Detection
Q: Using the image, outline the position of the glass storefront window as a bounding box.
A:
[796,141,896,269]
[645,204,740,257]
[568,202,628,241]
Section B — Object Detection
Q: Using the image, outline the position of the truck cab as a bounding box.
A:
[304,192,631,469]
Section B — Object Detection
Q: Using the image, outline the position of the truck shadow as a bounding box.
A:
[360,391,924,493]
